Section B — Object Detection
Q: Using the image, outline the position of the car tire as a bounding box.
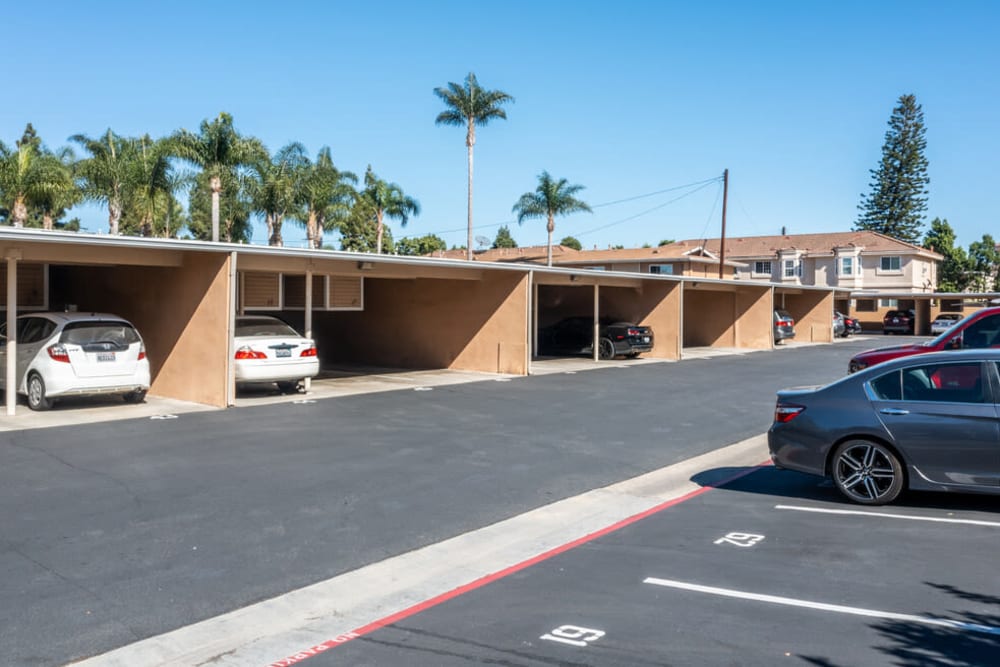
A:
[26,372,52,411]
[276,381,300,394]
[123,390,147,404]
[831,439,904,505]
[598,338,616,360]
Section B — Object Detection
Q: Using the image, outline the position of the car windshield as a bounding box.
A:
[236,318,301,337]
[60,321,140,349]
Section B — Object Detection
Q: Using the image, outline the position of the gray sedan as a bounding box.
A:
[768,349,1000,505]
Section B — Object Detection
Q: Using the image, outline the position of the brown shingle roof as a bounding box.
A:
[674,230,942,259]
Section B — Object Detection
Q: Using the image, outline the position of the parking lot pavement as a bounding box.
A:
[291,467,1000,667]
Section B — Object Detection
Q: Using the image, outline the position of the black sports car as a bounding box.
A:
[538,316,653,359]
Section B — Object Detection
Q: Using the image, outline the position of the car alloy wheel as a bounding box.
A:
[598,338,616,360]
[831,440,903,505]
[27,372,53,411]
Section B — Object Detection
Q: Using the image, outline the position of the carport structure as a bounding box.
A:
[1,229,846,416]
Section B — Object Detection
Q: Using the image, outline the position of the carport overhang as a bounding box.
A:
[774,285,851,343]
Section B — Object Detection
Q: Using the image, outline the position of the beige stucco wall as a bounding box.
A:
[780,291,834,343]
[598,282,681,359]
[735,286,774,349]
[317,272,529,374]
[683,288,735,347]
[51,253,232,406]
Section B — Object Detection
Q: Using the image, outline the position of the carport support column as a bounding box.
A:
[304,270,313,392]
[593,283,600,362]
[5,251,19,416]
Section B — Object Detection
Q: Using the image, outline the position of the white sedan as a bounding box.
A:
[234,315,319,392]
[0,312,151,411]
[930,312,963,335]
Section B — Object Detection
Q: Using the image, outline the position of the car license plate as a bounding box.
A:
[96,352,115,362]
[276,349,291,358]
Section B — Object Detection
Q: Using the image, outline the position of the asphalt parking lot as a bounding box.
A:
[298,467,1000,667]
[4,335,997,666]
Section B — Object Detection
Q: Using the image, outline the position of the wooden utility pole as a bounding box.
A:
[718,169,729,279]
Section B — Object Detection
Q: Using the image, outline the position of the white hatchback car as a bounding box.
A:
[0,312,151,411]
[234,315,319,392]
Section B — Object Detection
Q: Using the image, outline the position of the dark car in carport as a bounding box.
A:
[538,317,653,359]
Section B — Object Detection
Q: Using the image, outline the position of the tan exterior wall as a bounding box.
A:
[316,273,529,374]
[735,286,774,349]
[780,291,834,343]
[683,289,735,347]
[599,282,681,360]
[50,254,232,407]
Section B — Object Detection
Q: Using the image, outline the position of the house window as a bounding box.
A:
[649,264,674,275]
[784,260,797,277]
[857,299,877,312]
[753,261,772,275]
[880,298,898,308]
[840,257,853,275]
[881,256,901,271]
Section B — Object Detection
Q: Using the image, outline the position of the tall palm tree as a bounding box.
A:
[169,112,265,242]
[125,135,174,237]
[512,171,592,267]
[296,147,357,249]
[70,129,134,234]
[0,126,72,228]
[434,72,513,260]
[357,165,420,254]
[34,149,79,230]
[246,143,307,247]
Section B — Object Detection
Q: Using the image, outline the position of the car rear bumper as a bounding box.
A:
[235,358,320,383]
[41,370,151,398]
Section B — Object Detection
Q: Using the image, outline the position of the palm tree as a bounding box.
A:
[0,125,72,228]
[357,165,420,254]
[125,135,174,237]
[169,112,265,242]
[296,147,357,249]
[434,72,513,260]
[70,129,134,235]
[512,171,592,267]
[246,143,307,247]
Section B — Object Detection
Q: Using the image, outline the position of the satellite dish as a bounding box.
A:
[475,235,491,249]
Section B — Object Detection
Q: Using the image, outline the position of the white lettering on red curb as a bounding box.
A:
[269,633,360,667]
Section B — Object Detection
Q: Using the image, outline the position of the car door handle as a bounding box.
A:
[879,408,910,416]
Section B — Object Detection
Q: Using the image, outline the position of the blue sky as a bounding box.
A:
[5,1,998,250]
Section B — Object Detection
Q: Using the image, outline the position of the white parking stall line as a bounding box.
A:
[775,504,1000,528]
[643,578,1000,636]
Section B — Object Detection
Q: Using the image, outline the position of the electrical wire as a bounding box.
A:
[574,179,720,238]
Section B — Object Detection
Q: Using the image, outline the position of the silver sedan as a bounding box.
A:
[768,349,1000,505]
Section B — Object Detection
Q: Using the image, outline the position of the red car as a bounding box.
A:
[848,306,1000,373]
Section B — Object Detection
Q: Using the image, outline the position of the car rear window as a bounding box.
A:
[236,318,301,337]
[60,321,141,351]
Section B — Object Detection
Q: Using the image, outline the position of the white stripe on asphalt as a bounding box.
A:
[775,504,1000,528]
[643,577,1000,636]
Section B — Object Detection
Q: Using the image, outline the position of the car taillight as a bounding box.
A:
[138,342,146,360]
[234,346,266,360]
[777,319,793,327]
[47,344,71,363]
[300,346,317,357]
[774,403,805,423]
[627,328,640,336]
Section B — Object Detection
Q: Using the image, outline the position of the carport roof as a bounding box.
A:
[0,228,849,295]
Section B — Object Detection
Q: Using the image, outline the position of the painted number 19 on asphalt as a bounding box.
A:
[540,625,605,647]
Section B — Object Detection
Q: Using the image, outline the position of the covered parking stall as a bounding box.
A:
[681,279,773,350]
[233,249,532,387]
[530,269,681,363]
[774,285,842,343]
[2,233,233,415]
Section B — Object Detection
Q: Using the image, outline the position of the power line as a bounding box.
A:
[574,179,720,238]
[418,175,724,238]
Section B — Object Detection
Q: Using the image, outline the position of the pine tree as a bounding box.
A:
[855,94,930,244]
[492,225,517,248]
